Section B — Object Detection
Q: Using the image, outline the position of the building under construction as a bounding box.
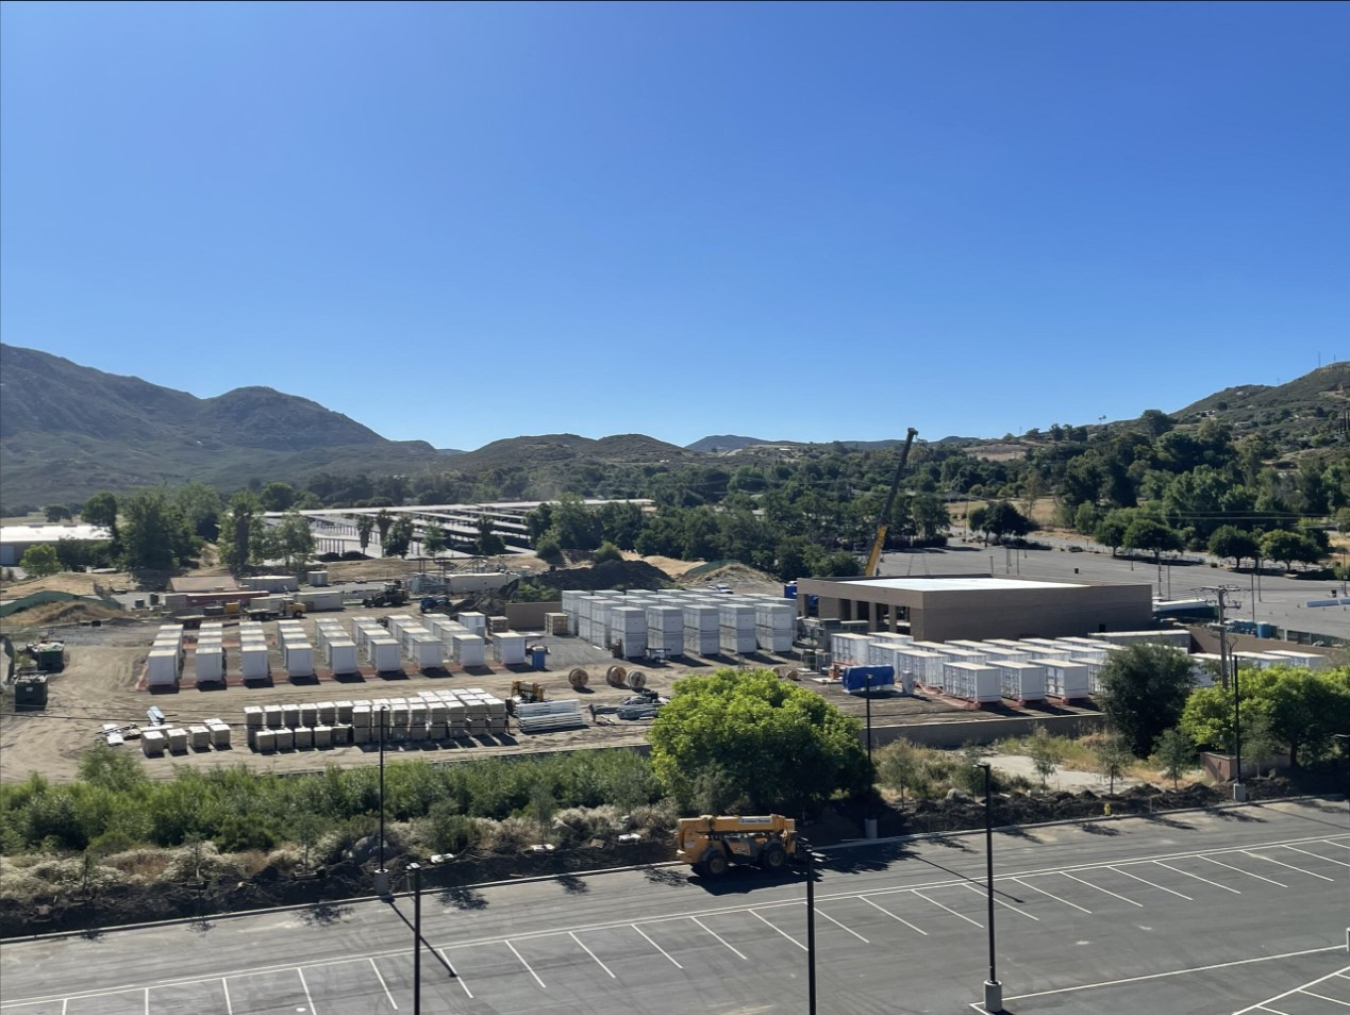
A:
[794,575,1153,643]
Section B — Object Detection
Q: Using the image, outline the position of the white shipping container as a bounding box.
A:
[370,638,402,672]
[719,603,756,631]
[1037,658,1091,700]
[991,661,1047,702]
[194,648,224,683]
[327,640,359,675]
[1263,650,1329,670]
[240,644,269,681]
[756,627,793,653]
[720,626,756,654]
[454,634,485,667]
[285,645,314,678]
[146,649,180,686]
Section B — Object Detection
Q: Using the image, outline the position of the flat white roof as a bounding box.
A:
[0,524,111,543]
[838,578,1085,593]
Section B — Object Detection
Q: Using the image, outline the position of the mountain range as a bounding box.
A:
[0,343,1344,511]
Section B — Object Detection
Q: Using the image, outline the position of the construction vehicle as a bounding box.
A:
[863,427,919,578]
[676,814,799,876]
[363,581,408,609]
[245,601,306,621]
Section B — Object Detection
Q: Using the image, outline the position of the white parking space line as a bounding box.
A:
[1324,841,1350,851]
[1109,866,1193,900]
[1000,946,1344,1005]
[1059,871,1144,907]
[913,890,982,928]
[1254,1005,1291,1015]
[505,941,546,989]
[750,910,809,951]
[569,932,616,979]
[434,950,473,999]
[297,969,317,1014]
[961,882,1039,920]
[688,918,747,961]
[368,959,397,1009]
[1232,961,1350,1014]
[1154,861,1242,894]
[634,924,687,967]
[1242,850,1336,881]
[808,904,871,942]
[1013,877,1092,914]
[860,895,930,934]
[1300,989,1350,1007]
[143,988,148,1015]
[1200,855,1287,887]
[220,979,232,1015]
[1283,844,1350,868]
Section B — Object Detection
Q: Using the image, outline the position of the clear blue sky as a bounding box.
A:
[2,1,1346,449]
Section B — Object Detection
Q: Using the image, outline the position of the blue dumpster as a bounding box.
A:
[531,646,547,670]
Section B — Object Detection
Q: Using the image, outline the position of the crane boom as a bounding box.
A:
[864,427,919,578]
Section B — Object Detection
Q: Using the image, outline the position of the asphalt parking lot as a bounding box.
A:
[2,798,1347,1014]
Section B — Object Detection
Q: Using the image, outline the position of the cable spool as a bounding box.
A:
[606,665,628,687]
[568,667,589,689]
[775,666,800,682]
[627,670,646,690]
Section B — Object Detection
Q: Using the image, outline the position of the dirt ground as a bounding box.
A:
[0,594,1099,786]
[0,569,138,599]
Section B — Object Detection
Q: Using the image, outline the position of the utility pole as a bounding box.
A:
[1204,585,1244,802]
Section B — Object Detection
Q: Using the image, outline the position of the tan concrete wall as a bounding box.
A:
[505,601,560,630]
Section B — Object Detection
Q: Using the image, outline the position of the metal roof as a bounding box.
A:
[837,578,1085,592]
[0,524,111,543]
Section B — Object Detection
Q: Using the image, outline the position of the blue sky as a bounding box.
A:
[2,1,1346,450]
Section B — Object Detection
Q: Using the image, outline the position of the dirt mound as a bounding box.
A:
[679,562,781,591]
[6,601,125,627]
[0,571,134,597]
[533,559,673,592]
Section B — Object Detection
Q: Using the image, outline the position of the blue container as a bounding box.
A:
[784,582,798,599]
[841,665,895,694]
[531,646,547,670]
[1255,623,1276,639]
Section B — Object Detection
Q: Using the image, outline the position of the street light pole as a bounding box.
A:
[408,862,422,1015]
[802,838,817,1015]
[977,763,1002,1014]
[865,674,878,839]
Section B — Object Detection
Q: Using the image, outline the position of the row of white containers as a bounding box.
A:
[147,623,185,686]
[830,629,1215,704]
[243,688,508,749]
[142,719,231,756]
[560,590,796,659]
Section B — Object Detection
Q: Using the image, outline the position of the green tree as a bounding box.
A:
[648,668,869,813]
[969,501,1033,544]
[909,492,952,542]
[44,505,72,523]
[356,514,375,554]
[384,516,414,558]
[121,489,193,570]
[1026,727,1058,788]
[1259,529,1322,571]
[592,541,623,565]
[18,544,60,577]
[1098,643,1195,756]
[551,495,602,551]
[175,483,222,541]
[81,492,120,548]
[1093,511,1131,556]
[1153,727,1195,789]
[1122,517,1182,564]
[422,521,448,557]
[875,739,923,805]
[1207,525,1260,569]
[259,482,296,513]
[1139,409,1175,437]
[274,510,315,569]
[534,533,564,567]
[476,515,506,556]
[220,491,259,573]
[1095,733,1132,795]
[375,509,394,550]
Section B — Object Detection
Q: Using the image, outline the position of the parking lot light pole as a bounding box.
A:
[799,837,818,1015]
[1337,736,1350,953]
[407,862,423,1014]
[977,762,1003,1014]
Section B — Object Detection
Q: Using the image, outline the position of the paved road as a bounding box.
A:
[2,799,1348,1014]
[884,536,1350,644]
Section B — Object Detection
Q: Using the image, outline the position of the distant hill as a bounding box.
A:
[686,434,774,453]
[1172,362,1350,447]
[0,344,447,509]
[449,433,691,474]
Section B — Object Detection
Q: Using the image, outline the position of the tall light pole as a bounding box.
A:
[1204,585,1244,802]
[976,762,1002,1014]
[800,837,819,1015]
[864,671,879,839]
